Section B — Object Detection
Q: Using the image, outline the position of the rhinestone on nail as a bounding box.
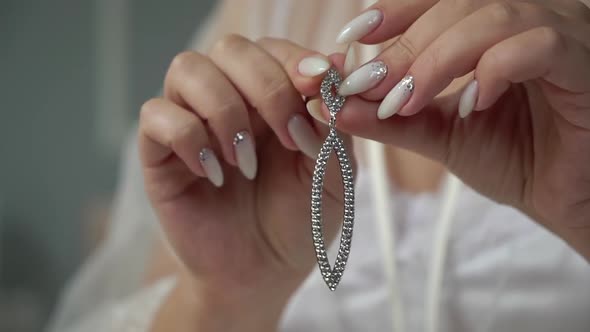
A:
[370,61,388,80]
[402,75,414,92]
[199,148,211,161]
[233,131,247,145]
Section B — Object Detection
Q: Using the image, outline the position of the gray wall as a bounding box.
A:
[0,0,215,330]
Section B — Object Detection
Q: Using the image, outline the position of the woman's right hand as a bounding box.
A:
[139,35,351,331]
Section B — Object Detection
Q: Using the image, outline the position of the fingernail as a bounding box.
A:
[343,43,358,76]
[458,80,479,118]
[336,9,383,44]
[338,60,387,96]
[233,131,257,180]
[288,114,322,159]
[306,99,328,125]
[199,148,224,187]
[377,75,415,120]
[298,55,330,77]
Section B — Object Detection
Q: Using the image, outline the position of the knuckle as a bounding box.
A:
[537,26,567,56]
[392,34,419,62]
[172,118,200,149]
[211,96,245,119]
[212,34,250,55]
[169,51,199,73]
[257,75,292,110]
[139,98,164,122]
[486,1,520,25]
[424,46,444,74]
[480,48,505,77]
[166,51,211,93]
[443,0,477,12]
[256,37,292,63]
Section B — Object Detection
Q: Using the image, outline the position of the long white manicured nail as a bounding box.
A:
[306,99,328,125]
[377,75,415,120]
[339,60,387,96]
[459,80,479,118]
[233,131,257,180]
[336,9,384,44]
[343,43,358,76]
[288,114,322,159]
[298,55,330,77]
[199,148,224,187]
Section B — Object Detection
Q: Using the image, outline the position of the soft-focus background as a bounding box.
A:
[0,1,215,330]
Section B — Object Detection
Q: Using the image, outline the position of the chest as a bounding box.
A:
[280,171,590,332]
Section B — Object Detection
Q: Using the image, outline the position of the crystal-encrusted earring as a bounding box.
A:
[310,68,355,291]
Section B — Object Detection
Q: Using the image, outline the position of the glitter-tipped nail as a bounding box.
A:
[199,148,224,187]
[339,60,388,96]
[377,75,414,119]
[233,131,257,180]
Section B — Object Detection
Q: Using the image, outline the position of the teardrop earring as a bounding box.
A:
[310,68,355,291]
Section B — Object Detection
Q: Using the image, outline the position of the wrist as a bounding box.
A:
[150,269,295,332]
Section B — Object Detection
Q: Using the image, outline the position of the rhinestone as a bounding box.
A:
[310,68,355,291]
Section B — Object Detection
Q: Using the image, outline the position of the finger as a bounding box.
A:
[335,0,437,45]
[164,51,254,176]
[326,95,455,162]
[259,38,348,157]
[392,2,580,118]
[338,0,492,99]
[258,37,342,158]
[475,27,590,127]
[257,37,332,96]
[139,98,224,187]
[209,34,311,151]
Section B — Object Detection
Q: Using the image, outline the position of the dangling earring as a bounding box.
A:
[310,68,355,291]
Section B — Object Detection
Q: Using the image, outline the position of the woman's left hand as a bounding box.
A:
[315,0,590,259]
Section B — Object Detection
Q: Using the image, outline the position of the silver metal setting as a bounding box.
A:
[199,148,211,161]
[402,75,415,92]
[311,68,355,291]
[370,61,388,80]
[233,131,247,145]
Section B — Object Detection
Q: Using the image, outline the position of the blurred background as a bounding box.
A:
[0,0,215,330]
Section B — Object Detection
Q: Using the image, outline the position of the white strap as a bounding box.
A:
[367,139,406,332]
[426,174,461,332]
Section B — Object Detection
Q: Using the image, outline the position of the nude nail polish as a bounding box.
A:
[233,131,257,180]
[288,114,322,159]
[339,60,387,96]
[298,55,331,77]
[377,75,415,120]
[343,43,358,76]
[306,99,328,125]
[458,80,479,118]
[199,148,224,187]
[336,9,384,44]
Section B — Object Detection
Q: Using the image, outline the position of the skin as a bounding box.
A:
[139,1,590,331]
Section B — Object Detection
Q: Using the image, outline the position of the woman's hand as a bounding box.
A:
[317,0,590,259]
[139,36,351,331]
